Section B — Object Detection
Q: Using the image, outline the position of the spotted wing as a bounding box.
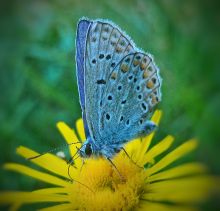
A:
[83,19,136,141]
[100,52,161,145]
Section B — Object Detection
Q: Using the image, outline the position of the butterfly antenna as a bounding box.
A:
[27,142,81,160]
[66,143,85,164]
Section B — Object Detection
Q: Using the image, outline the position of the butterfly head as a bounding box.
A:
[79,138,94,158]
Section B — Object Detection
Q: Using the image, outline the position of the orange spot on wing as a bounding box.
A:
[146,80,154,89]
[121,64,129,73]
[111,72,117,80]
[133,60,139,66]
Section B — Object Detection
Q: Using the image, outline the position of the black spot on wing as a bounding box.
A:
[97,79,106,84]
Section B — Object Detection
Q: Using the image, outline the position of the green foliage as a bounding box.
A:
[0,0,219,207]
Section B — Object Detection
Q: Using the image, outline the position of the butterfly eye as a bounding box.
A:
[126,119,130,126]
[114,148,121,153]
[85,143,92,156]
[136,86,140,91]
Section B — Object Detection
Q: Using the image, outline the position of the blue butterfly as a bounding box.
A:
[76,18,162,160]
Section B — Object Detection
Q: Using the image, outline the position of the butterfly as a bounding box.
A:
[76,17,162,160]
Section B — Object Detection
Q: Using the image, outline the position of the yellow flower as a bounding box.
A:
[0,110,217,211]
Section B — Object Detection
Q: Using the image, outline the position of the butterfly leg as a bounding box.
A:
[121,147,143,169]
[107,157,125,182]
[67,158,94,193]
[67,161,74,182]
[80,158,85,172]
[67,163,94,193]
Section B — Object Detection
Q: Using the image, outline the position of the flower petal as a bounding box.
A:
[0,192,68,204]
[76,118,86,142]
[56,122,83,168]
[139,201,196,211]
[4,163,68,187]
[148,162,207,182]
[143,176,214,203]
[16,146,79,179]
[151,110,162,126]
[145,139,198,176]
[38,203,75,211]
[9,203,21,211]
[133,110,162,163]
[138,135,174,166]
[124,138,141,157]
[33,188,68,194]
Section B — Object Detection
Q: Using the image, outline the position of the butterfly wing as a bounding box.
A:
[100,52,161,146]
[84,19,136,141]
[76,19,91,137]
[83,18,161,147]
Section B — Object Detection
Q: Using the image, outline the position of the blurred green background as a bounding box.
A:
[0,0,220,209]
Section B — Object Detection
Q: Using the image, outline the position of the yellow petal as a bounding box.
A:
[9,203,21,211]
[124,138,141,157]
[0,192,68,204]
[76,118,86,142]
[4,163,68,187]
[138,135,174,166]
[145,139,198,176]
[138,201,196,211]
[16,146,79,179]
[133,110,162,163]
[39,203,75,211]
[151,109,162,125]
[56,121,83,168]
[148,162,207,182]
[143,176,214,203]
[133,134,154,163]
[33,188,67,194]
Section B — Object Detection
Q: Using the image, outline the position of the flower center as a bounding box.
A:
[70,154,146,210]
